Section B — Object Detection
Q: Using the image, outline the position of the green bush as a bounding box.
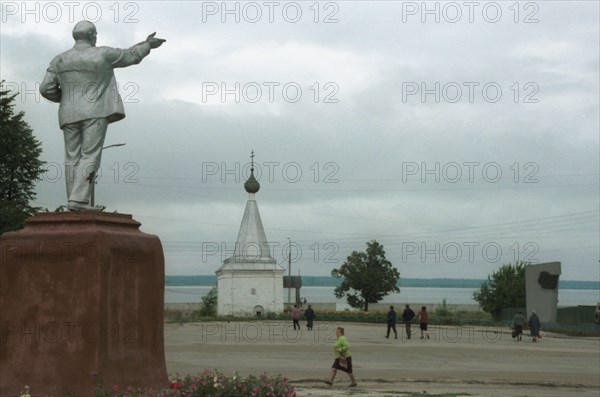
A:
[200,286,218,316]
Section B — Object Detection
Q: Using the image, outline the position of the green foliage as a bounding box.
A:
[163,308,493,326]
[19,385,31,397]
[309,309,492,325]
[331,240,400,311]
[473,261,527,316]
[0,81,44,234]
[200,286,218,316]
[543,323,600,337]
[435,298,456,317]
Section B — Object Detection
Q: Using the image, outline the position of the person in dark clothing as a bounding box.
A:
[402,304,416,339]
[385,305,398,339]
[528,310,541,342]
[513,310,526,342]
[304,304,315,330]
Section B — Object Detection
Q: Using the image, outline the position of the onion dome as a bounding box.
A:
[244,150,260,194]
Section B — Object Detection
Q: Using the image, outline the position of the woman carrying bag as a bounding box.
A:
[326,326,357,387]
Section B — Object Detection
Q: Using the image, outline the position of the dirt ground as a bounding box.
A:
[164,321,600,397]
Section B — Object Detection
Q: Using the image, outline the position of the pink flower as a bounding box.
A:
[113,385,120,392]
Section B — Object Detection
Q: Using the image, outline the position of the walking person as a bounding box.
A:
[385,305,398,339]
[325,327,357,388]
[528,310,541,342]
[292,304,301,330]
[304,304,315,330]
[419,306,430,340]
[513,310,526,342]
[402,304,416,339]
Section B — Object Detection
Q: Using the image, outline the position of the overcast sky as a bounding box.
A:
[1,1,598,280]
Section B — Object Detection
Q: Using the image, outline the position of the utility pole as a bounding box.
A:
[89,142,126,207]
[287,236,291,308]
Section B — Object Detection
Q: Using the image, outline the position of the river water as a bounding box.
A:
[165,286,599,308]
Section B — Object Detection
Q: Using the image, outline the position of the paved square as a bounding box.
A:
[165,321,599,396]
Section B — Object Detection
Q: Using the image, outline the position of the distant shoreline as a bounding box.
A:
[165,275,599,290]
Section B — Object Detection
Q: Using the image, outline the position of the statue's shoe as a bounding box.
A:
[67,202,100,211]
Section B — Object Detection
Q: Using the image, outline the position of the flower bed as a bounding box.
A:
[94,370,296,397]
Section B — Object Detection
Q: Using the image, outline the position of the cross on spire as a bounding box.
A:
[250,150,255,170]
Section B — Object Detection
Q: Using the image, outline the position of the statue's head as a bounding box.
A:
[72,20,97,46]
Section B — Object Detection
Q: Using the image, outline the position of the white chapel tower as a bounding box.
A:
[215,152,285,316]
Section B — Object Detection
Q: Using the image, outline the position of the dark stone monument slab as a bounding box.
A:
[0,212,168,397]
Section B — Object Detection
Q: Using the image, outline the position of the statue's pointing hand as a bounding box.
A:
[146,32,166,49]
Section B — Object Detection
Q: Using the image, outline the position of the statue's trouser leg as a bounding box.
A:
[63,118,108,204]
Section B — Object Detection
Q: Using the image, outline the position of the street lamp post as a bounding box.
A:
[89,142,126,207]
[287,236,291,308]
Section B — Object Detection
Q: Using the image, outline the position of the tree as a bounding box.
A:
[331,240,400,311]
[473,261,527,316]
[200,286,218,316]
[0,81,45,234]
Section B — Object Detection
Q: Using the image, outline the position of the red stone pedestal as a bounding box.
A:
[0,212,168,397]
